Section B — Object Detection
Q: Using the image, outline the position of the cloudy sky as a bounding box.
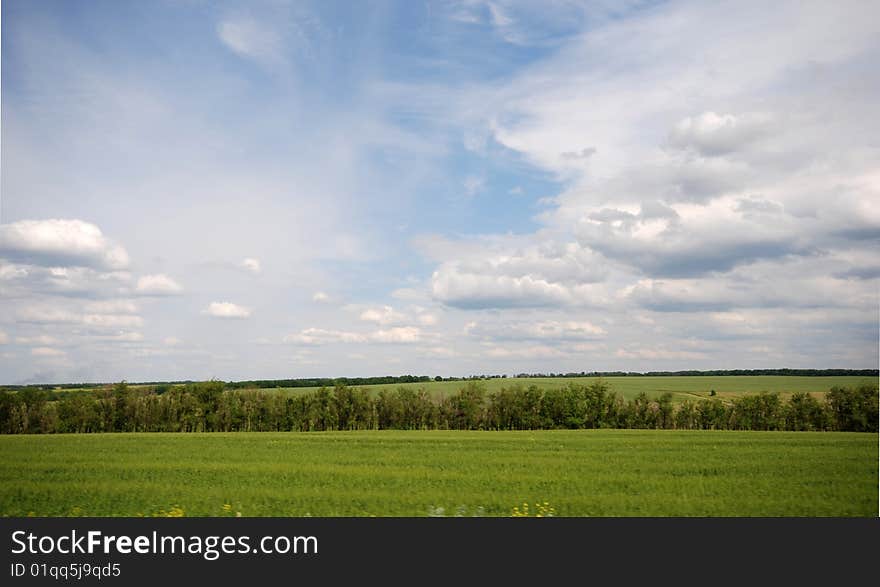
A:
[1,0,878,384]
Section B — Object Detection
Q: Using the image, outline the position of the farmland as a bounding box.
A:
[0,430,875,517]
[272,375,875,402]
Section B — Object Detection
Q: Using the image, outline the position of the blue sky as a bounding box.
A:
[1,0,878,383]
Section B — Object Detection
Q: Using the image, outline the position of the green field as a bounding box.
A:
[1,430,875,517]
[274,376,874,402]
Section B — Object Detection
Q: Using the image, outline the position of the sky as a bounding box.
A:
[1,0,878,384]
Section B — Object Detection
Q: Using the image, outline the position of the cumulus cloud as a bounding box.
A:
[430,239,609,309]
[621,255,871,311]
[0,262,133,299]
[433,270,572,308]
[668,112,775,156]
[203,302,251,319]
[0,219,129,270]
[576,198,811,277]
[136,274,183,295]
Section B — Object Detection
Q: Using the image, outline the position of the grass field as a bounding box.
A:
[1,430,875,517]
[273,375,875,402]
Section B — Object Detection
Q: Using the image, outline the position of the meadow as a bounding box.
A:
[0,430,875,517]
[273,375,874,402]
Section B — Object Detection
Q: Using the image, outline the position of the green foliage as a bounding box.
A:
[827,385,879,432]
[784,392,830,431]
[0,382,876,434]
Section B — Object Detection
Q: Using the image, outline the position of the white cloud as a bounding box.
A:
[283,326,423,345]
[623,254,874,311]
[668,111,775,156]
[0,262,133,298]
[0,331,8,345]
[429,238,610,309]
[16,335,63,346]
[284,328,367,345]
[371,327,422,344]
[31,347,66,357]
[467,320,606,341]
[84,300,139,314]
[16,306,144,328]
[2,0,877,380]
[82,314,144,328]
[576,197,811,277]
[136,274,183,295]
[485,345,568,359]
[96,332,144,342]
[432,268,607,309]
[16,308,81,324]
[217,17,283,65]
[417,313,438,326]
[0,219,129,270]
[163,337,181,346]
[0,262,29,281]
[242,258,261,274]
[359,305,408,326]
[425,0,880,327]
[203,302,251,319]
[615,348,708,361]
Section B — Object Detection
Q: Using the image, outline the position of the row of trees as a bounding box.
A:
[0,381,876,434]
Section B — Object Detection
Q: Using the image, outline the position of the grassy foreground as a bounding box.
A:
[0,430,876,517]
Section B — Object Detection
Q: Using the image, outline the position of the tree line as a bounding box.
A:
[0,380,876,434]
